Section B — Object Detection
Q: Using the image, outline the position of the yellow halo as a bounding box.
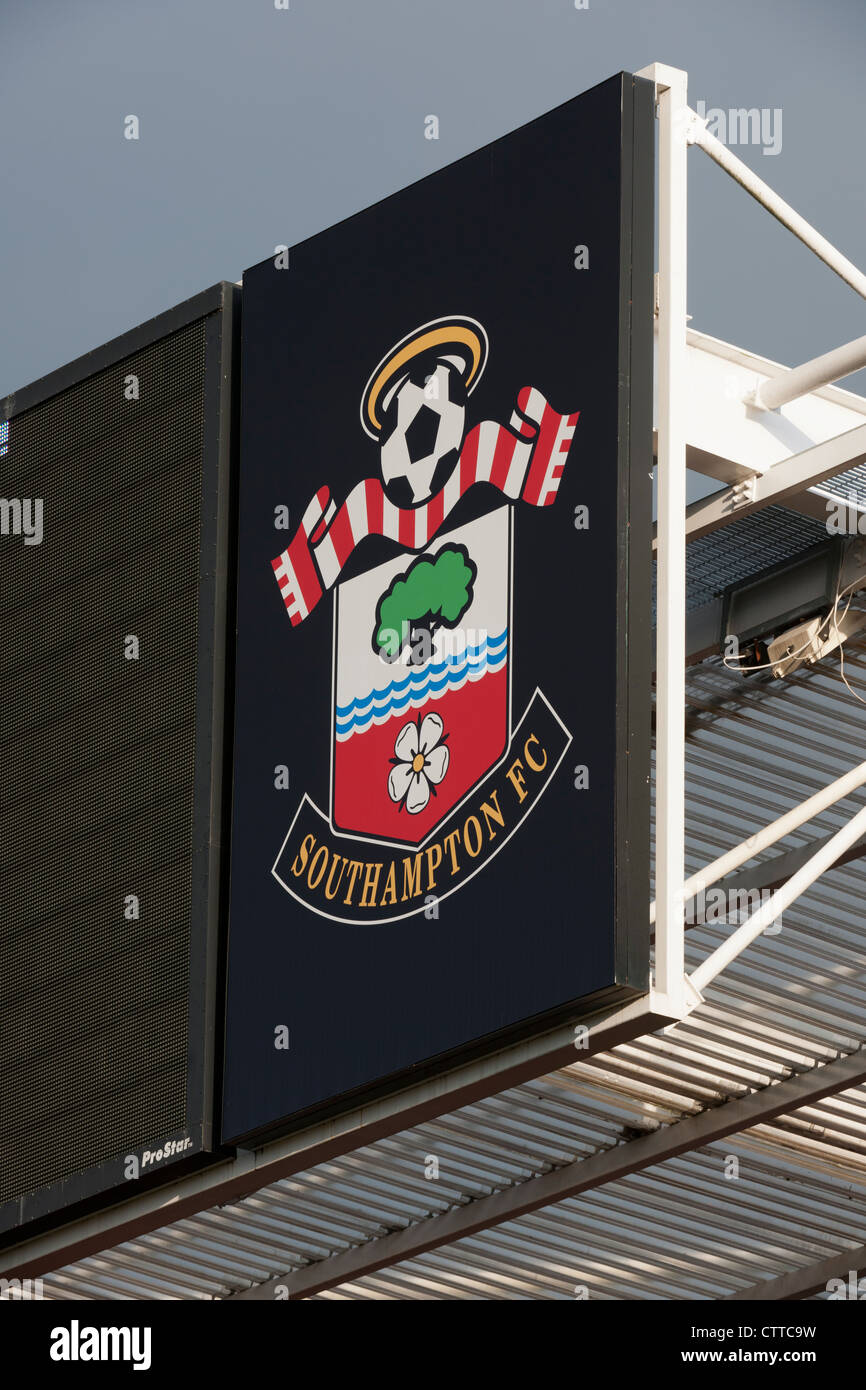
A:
[360,316,488,439]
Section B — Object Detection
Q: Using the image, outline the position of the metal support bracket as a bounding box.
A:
[636,61,691,1014]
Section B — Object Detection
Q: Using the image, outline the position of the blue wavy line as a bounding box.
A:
[336,650,507,735]
[336,629,508,719]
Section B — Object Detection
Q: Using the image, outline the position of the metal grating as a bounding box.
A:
[0,320,206,1205]
[816,459,866,510]
[651,504,829,621]
[684,505,828,612]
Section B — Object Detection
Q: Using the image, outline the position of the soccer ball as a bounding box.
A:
[379,353,467,508]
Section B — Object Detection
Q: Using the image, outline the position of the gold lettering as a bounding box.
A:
[402,854,422,901]
[381,861,398,906]
[506,757,527,803]
[480,789,505,838]
[463,814,483,858]
[291,833,315,878]
[307,845,328,891]
[443,828,461,874]
[425,842,443,891]
[324,854,346,900]
[524,734,547,772]
[360,861,383,907]
[343,860,364,905]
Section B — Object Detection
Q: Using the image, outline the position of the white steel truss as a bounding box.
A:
[637,60,866,1011]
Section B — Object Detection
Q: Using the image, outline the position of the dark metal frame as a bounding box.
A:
[615,72,655,991]
[0,282,239,1243]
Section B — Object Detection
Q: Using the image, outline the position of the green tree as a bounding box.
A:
[374,545,476,662]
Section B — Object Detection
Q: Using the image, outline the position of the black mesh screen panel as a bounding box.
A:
[0,310,221,1216]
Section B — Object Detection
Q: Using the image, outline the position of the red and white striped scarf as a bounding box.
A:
[273,386,578,626]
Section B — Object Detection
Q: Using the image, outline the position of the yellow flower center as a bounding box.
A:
[412,753,426,774]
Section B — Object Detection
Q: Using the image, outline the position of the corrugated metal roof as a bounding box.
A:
[16,529,866,1302]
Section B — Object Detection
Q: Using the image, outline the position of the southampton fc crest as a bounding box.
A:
[272,316,577,923]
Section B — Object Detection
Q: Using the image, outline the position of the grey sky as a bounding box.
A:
[2,0,864,400]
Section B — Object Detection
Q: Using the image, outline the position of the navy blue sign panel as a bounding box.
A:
[223,73,654,1145]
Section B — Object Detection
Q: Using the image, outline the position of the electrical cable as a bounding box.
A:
[722,573,866,674]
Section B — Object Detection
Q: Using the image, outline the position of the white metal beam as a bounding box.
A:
[652,757,866,926]
[652,598,724,669]
[638,61,689,1012]
[749,335,866,412]
[690,798,866,993]
[652,326,866,536]
[688,114,866,302]
[658,423,866,546]
[701,829,866,910]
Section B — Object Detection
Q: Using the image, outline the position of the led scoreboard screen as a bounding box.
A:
[0,286,235,1236]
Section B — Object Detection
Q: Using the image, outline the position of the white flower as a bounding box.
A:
[387,712,450,814]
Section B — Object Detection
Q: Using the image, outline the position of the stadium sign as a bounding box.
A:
[271,314,578,921]
[223,72,654,1143]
